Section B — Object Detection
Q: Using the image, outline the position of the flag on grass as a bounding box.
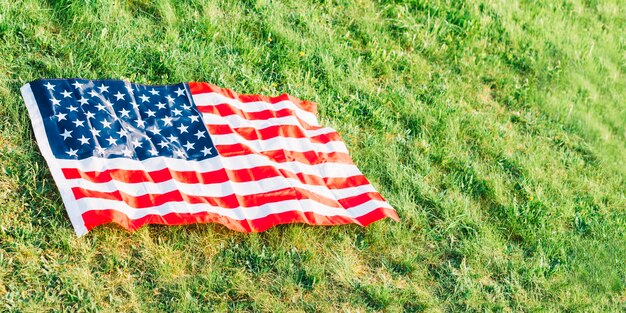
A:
[21,79,399,236]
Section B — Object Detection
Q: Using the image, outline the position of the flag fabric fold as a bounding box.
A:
[20,79,399,236]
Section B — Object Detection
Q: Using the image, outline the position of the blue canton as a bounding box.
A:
[30,79,217,161]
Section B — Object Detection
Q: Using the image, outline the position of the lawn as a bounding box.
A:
[0,0,624,311]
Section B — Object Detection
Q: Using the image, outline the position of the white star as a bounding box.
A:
[194,130,206,139]
[61,90,72,98]
[131,138,142,147]
[176,124,189,134]
[139,94,150,102]
[72,119,85,127]
[66,148,78,157]
[91,128,101,137]
[95,103,107,111]
[88,90,99,97]
[157,141,169,148]
[201,146,214,156]
[85,111,95,119]
[117,128,128,137]
[146,109,156,117]
[119,108,130,118]
[72,81,84,89]
[130,101,140,110]
[174,149,186,158]
[148,126,161,135]
[125,84,134,93]
[167,134,178,142]
[50,98,61,106]
[78,135,90,145]
[78,97,89,105]
[175,88,185,96]
[189,115,200,123]
[148,148,159,156]
[171,108,182,116]
[95,146,106,155]
[105,136,117,145]
[183,141,195,151]
[114,91,125,101]
[101,120,112,128]
[155,102,166,109]
[55,112,67,121]
[182,104,191,110]
[161,116,173,126]
[68,105,78,112]
[44,82,55,90]
[135,119,146,128]
[149,89,159,95]
[121,147,133,157]
[60,129,72,140]
[97,84,109,93]
[165,95,175,103]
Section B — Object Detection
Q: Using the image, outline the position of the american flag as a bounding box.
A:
[21,79,399,236]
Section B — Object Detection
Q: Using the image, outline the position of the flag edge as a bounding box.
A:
[20,82,89,237]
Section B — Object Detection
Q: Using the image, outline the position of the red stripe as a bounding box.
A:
[215,143,353,164]
[189,82,317,115]
[206,124,342,144]
[61,166,371,188]
[197,103,321,130]
[72,185,385,210]
[82,206,399,232]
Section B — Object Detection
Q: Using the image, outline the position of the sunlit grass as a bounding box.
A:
[0,0,624,311]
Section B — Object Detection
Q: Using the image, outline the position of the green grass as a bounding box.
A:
[0,0,624,311]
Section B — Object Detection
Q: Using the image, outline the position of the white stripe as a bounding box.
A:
[67,175,379,200]
[210,133,348,154]
[193,92,319,126]
[56,154,362,179]
[202,113,335,138]
[77,197,392,221]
